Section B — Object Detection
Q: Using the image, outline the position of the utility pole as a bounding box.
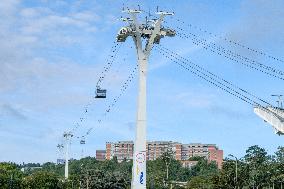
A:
[229,154,238,189]
[63,131,73,179]
[117,6,175,189]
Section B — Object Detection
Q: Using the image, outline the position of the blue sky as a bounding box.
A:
[0,0,283,163]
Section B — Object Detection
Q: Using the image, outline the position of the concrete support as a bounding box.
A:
[117,8,175,189]
[131,57,148,188]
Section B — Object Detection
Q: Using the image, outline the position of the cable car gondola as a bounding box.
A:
[95,87,107,98]
[80,139,85,145]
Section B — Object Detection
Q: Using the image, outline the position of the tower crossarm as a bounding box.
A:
[116,9,176,55]
[144,14,165,57]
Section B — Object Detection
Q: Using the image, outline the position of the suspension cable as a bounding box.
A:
[175,18,284,64]
[70,41,122,133]
[155,46,269,108]
[175,29,284,81]
[79,64,138,139]
[178,29,284,76]
[159,45,272,106]
[96,42,122,88]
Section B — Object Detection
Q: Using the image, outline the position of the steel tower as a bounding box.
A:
[63,131,73,179]
[117,7,175,189]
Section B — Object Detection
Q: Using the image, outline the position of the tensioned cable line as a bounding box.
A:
[78,65,138,139]
[70,41,122,133]
[175,18,284,64]
[175,29,284,81]
[96,42,123,88]
[175,27,284,77]
[155,45,270,107]
[159,45,272,106]
[144,14,283,77]
[139,12,272,103]
[78,63,138,139]
[157,48,257,106]
[156,47,255,106]
[177,29,284,76]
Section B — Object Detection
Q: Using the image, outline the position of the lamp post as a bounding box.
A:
[229,154,238,189]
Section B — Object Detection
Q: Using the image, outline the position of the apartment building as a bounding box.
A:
[103,141,223,168]
[180,143,223,168]
[96,150,106,161]
[106,141,134,161]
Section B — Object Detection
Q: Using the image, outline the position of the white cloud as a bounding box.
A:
[20,8,36,17]
[0,0,19,16]
[0,104,27,120]
[0,1,112,140]
[72,11,100,22]
[21,14,89,35]
[0,1,104,92]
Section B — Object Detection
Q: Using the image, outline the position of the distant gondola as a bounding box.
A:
[80,139,85,145]
[95,87,107,98]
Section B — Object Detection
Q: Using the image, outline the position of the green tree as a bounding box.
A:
[212,158,248,189]
[187,176,211,189]
[0,162,23,189]
[147,159,166,189]
[22,171,61,189]
[244,145,270,188]
[272,146,284,188]
[189,157,218,178]
[42,162,57,174]
[275,146,284,162]
[80,169,130,189]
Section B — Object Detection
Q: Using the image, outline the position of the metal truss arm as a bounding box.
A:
[130,12,143,52]
[144,14,165,58]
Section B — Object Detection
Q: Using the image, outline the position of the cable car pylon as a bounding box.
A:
[117,6,175,189]
[80,137,86,158]
[63,131,73,179]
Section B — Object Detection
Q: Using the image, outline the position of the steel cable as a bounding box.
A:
[175,29,284,81]
[175,18,284,64]
[155,46,269,108]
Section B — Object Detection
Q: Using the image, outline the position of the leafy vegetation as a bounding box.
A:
[0,145,283,188]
